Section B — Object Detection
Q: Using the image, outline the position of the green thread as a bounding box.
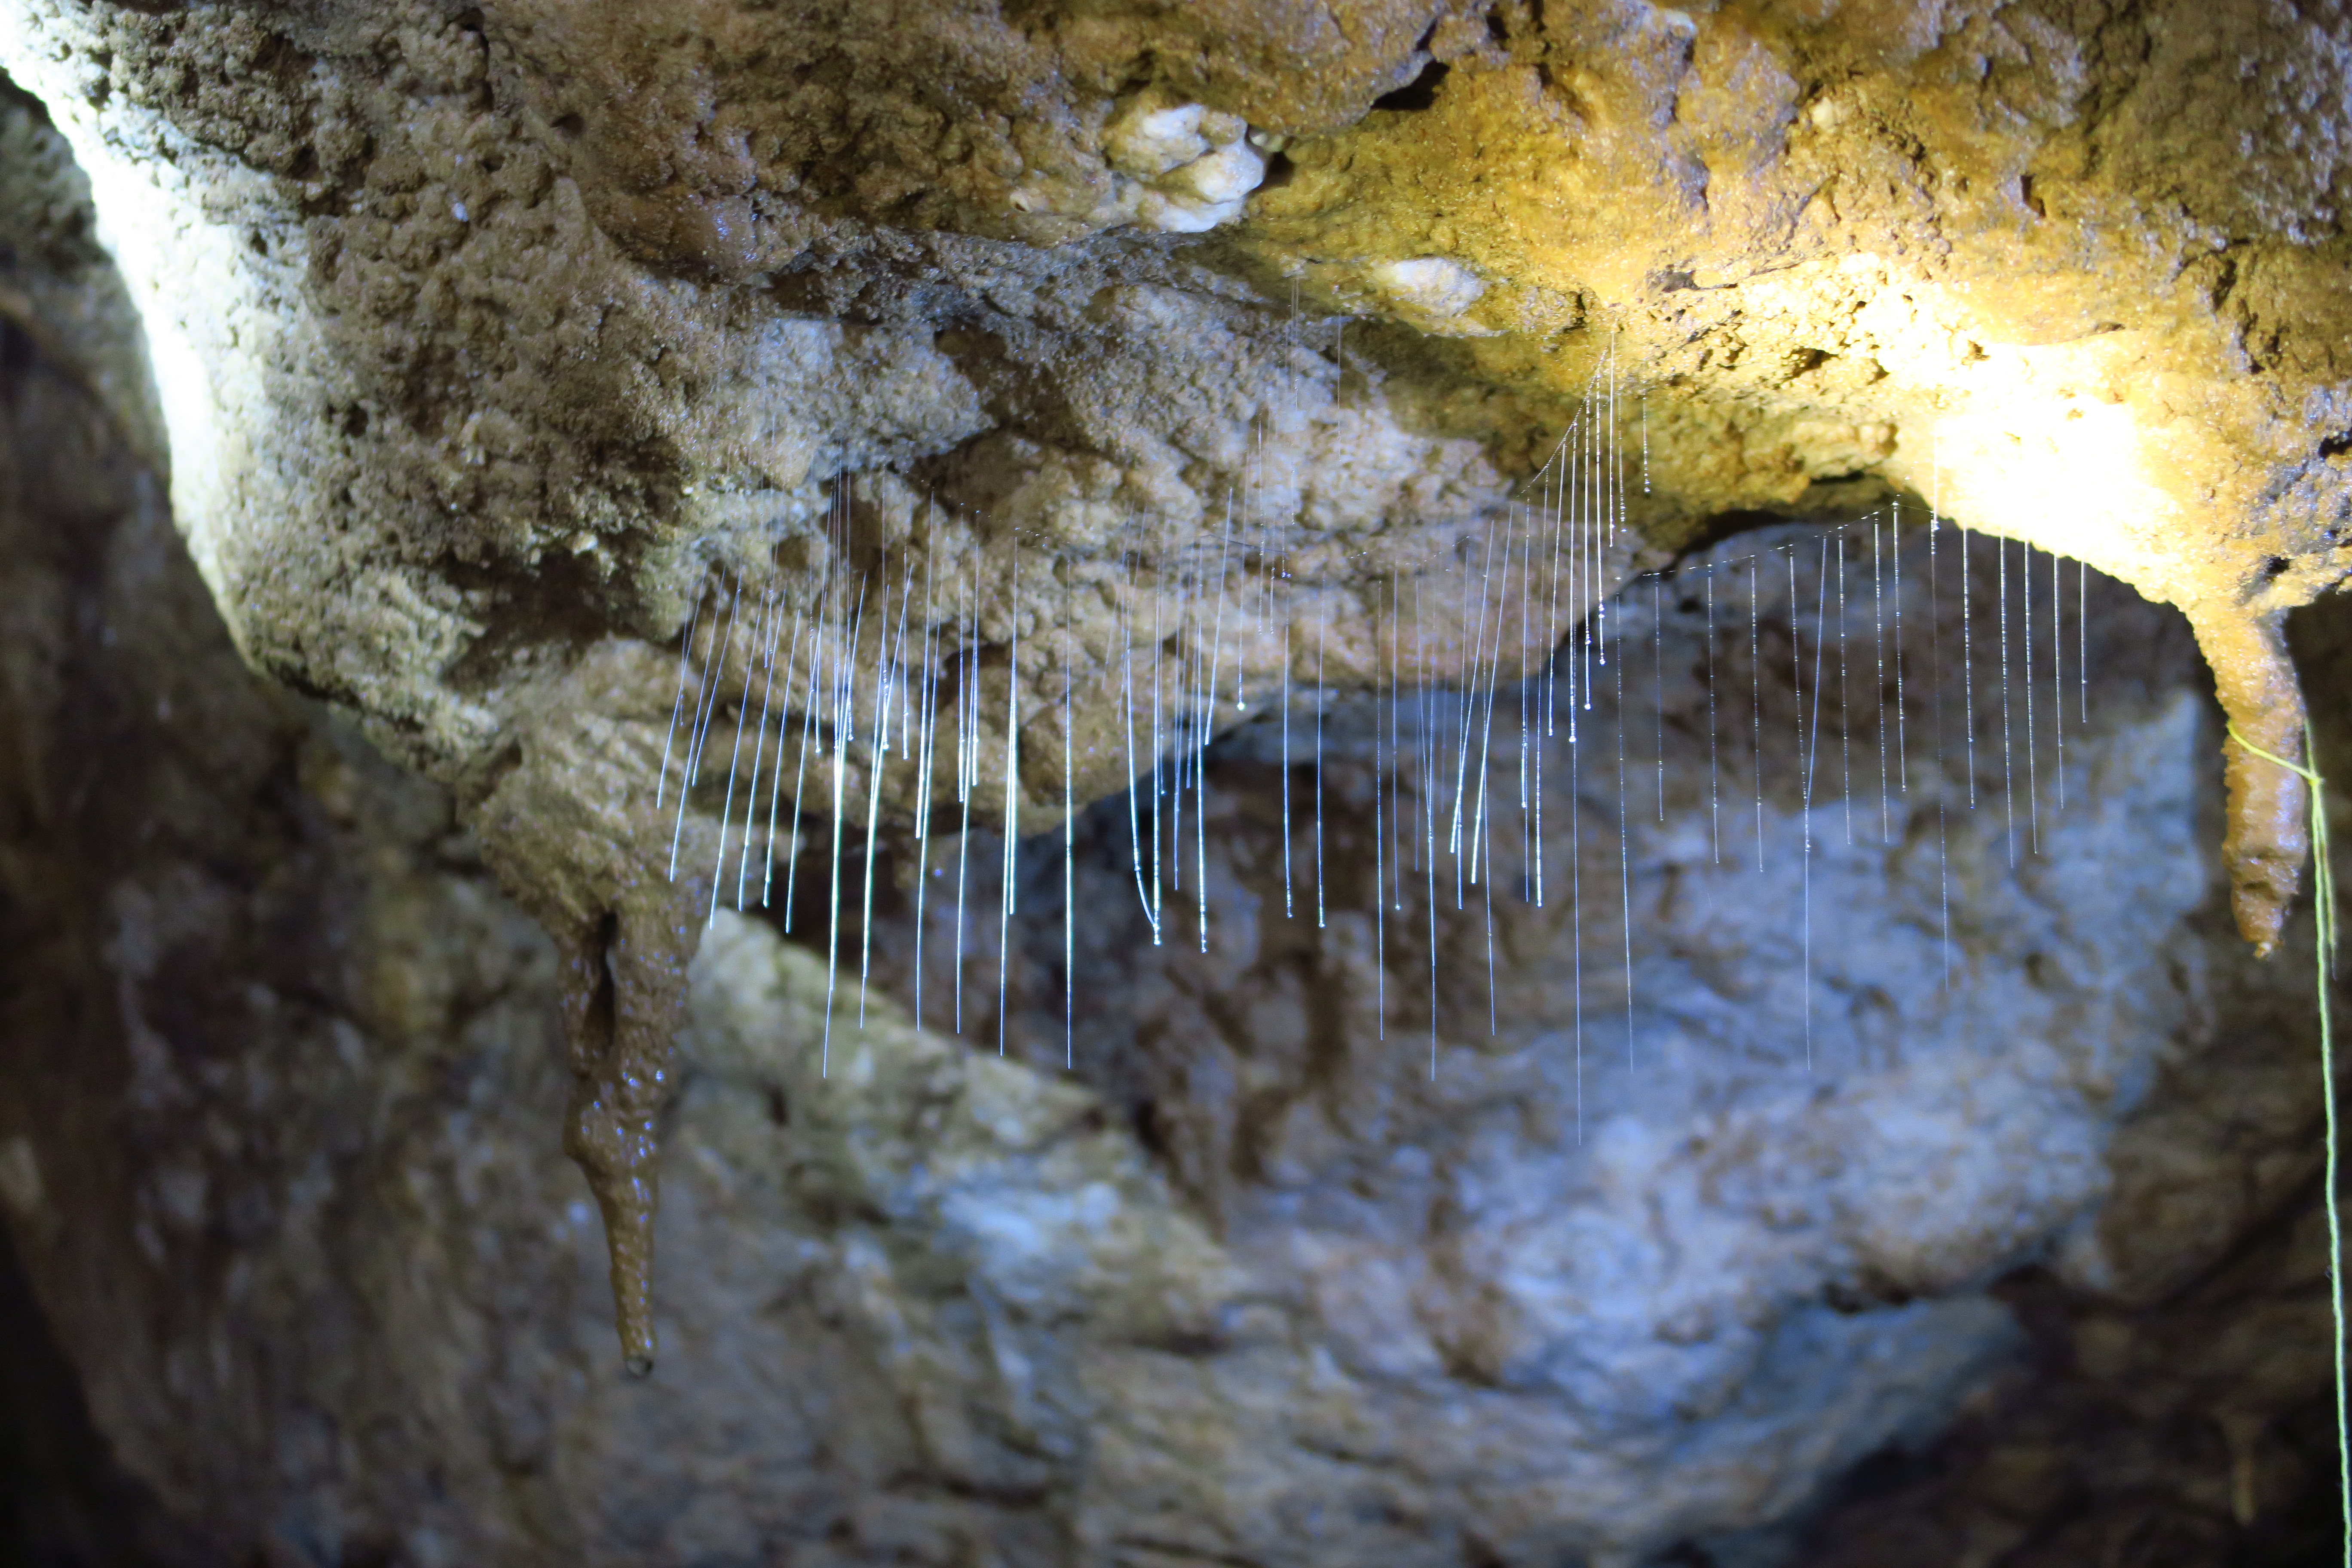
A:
[2230,723,2346,1553]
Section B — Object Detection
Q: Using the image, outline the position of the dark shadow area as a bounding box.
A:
[0,1223,214,1568]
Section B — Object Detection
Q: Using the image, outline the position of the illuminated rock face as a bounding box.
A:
[0,4,2345,1556]
[0,306,2335,1560]
[4,0,2346,925]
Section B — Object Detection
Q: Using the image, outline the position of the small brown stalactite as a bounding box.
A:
[2187,603,2310,956]
[555,889,697,1375]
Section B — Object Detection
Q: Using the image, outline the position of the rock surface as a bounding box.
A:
[2,0,2348,1082]
[7,0,2350,1332]
[0,94,2341,1551]
[0,9,2347,1564]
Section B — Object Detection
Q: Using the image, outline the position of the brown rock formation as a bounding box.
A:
[1,0,2345,1387]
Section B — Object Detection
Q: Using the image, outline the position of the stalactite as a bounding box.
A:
[2190,603,2312,956]
[554,891,696,1377]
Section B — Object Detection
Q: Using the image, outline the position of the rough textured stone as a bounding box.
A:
[0,116,2341,1550]
[7,0,2351,1329]
[0,8,2346,1562]
[0,0,2341,882]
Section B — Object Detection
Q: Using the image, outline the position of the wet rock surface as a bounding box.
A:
[0,168,2342,1554]
[2,0,2348,1097]
[0,11,2347,1566]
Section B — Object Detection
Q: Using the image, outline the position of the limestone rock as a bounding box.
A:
[9,0,2351,1328]
[2,0,2344,956]
[0,6,2345,1559]
[0,235,2337,1553]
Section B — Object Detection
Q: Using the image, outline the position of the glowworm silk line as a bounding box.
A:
[641,381,2170,1260]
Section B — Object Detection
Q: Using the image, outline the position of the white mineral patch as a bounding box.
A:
[1104,97,1222,180]
[1365,255,1490,320]
[1101,88,1266,234]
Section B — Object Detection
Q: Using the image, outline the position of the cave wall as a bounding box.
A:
[1,0,2347,982]
[0,3,2349,1562]
[0,102,2342,1557]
